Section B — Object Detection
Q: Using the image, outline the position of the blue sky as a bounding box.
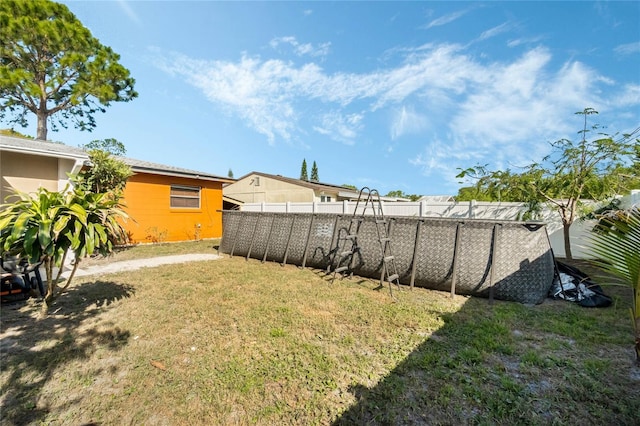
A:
[13,1,640,195]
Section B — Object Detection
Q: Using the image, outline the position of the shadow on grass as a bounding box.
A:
[0,280,134,425]
[310,267,374,289]
[332,292,640,426]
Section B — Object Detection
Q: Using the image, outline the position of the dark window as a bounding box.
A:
[170,185,200,208]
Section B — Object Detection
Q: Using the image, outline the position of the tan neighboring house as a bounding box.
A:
[223,171,407,205]
[0,135,233,242]
[0,135,88,203]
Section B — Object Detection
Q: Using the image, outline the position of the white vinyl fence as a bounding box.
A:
[241,200,528,219]
[621,189,640,209]
[240,191,639,260]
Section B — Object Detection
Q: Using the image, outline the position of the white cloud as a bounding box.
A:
[116,0,140,25]
[424,9,470,29]
[507,36,544,48]
[372,44,483,109]
[270,36,331,58]
[409,138,481,186]
[391,106,428,140]
[415,47,629,175]
[615,83,640,107]
[614,41,640,56]
[159,53,320,143]
[313,111,364,145]
[156,41,638,156]
[478,22,513,41]
[452,48,602,146]
[422,5,484,30]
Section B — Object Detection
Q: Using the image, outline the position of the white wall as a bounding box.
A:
[621,189,640,209]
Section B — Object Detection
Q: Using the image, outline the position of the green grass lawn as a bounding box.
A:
[1,241,638,425]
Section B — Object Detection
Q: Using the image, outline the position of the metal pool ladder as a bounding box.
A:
[331,187,401,297]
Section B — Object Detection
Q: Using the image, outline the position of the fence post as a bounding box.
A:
[343,200,349,214]
[286,201,291,213]
[420,201,426,217]
[312,202,317,213]
[469,200,476,218]
[261,202,266,212]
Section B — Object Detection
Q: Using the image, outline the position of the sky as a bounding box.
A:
[10,1,640,196]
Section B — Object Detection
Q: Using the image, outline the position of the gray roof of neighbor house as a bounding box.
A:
[234,171,409,201]
[120,157,234,182]
[0,135,234,183]
[0,134,89,161]
[236,171,357,193]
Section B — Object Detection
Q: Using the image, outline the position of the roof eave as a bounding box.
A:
[131,166,234,183]
[0,144,88,161]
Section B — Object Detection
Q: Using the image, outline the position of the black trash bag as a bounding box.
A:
[550,261,613,308]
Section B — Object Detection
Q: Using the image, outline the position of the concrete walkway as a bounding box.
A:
[60,253,222,279]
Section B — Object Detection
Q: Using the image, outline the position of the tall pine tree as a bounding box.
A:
[311,161,319,182]
[0,0,137,140]
[300,159,309,181]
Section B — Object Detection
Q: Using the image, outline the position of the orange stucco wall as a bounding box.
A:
[121,172,224,243]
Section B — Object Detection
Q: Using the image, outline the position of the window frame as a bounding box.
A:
[170,184,201,209]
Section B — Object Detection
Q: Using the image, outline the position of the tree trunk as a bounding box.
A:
[558,201,577,260]
[40,292,52,318]
[39,259,55,318]
[563,222,573,260]
[36,110,48,140]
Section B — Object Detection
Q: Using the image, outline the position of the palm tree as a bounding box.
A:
[588,207,640,364]
[0,186,129,316]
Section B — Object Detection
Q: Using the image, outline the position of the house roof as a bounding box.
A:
[235,171,408,201]
[223,195,244,205]
[120,157,234,183]
[0,134,89,161]
[236,171,361,195]
[0,135,234,183]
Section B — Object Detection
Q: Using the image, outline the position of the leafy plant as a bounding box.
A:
[457,108,638,259]
[385,190,421,201]
[73,149,132,196]
[0,186,128,316]
[81,138,127,156]
[145,227,168,243]
[587,207,640,364]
